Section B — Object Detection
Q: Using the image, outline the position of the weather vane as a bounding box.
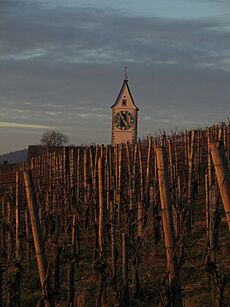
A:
[124,66,128,81]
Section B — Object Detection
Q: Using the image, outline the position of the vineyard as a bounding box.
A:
[1,122,230,306]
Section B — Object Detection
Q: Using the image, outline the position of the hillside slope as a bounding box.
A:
[0,149,28,164]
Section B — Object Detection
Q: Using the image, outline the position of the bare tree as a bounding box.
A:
[40,131,69,146]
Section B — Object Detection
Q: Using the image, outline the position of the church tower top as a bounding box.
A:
[111,70,139,111]
[111,70,139,145]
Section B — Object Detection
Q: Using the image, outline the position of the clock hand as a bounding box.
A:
[119,113,128,127]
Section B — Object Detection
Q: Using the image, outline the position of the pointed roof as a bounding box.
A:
[111,78,139,110]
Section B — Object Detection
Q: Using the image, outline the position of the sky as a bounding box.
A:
[0,0,230,154]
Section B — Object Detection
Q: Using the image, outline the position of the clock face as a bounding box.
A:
[114,110,135,130]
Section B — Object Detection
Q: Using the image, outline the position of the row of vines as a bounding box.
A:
[1,122,230,306]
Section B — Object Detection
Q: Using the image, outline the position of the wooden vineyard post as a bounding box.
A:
[98,158,106,258]
[23,171,53,307]
[168,140,174,183]
[227,122,230,168]
[150,185,159,248]
[187,130,195,231]
[121,233,129,306]
[53,214,61,291]
[110,201,116,280]
[125,144,132,211]
[116,144,122,227]
[132,144,138,211]
[207,138,218,259]
[95,157,107,306]
[156,147,183,307]
[63,147,70,211]
[0,196,4,258]
[83,147,87,203]
[69,148,74,193]
[205,174,210,240]
[210,141,230,231]
[7,197,12,263]
[168,139,176,231]
[137,143,143,238]
[206,140,224,306]
[174,142,181,237]
[0,197,2,307]
[15,171,22,307]
[89,146,94,205]
[24,207,31,272]
[207,133,212,237]
[105,146,111,213]
[15,171,21,261]
[67,214,79,307]
[0,273,2,307]
[76,148,80,207]
[131,144,142,299]
[145,138,152,193]
[0,195,7,262]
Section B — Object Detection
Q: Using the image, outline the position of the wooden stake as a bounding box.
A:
[116,144,122,227]
[23,171,53,307]
[67,214,78,307]
[122,233,129,305]
[24,208,31,272]
[156,146,182,307]
[0,197,2,307]
[205,174,210,240]
[7,198,12,263]
[110,201,116,280]
[188,130,195,230]
[98,158,105,258]
[15,172,21,261]
[210,141,230,231]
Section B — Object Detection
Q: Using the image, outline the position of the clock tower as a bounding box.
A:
[111,71,139,145]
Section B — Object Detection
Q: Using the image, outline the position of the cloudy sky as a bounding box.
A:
[0,0,230,154]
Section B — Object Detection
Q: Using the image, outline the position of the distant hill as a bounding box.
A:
[0,149,28,164]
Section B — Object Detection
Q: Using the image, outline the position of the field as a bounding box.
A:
[1,122,230,306]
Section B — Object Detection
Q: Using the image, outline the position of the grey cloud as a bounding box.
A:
[0,49,47,61]
[0,0,230,153]
[0,121,53,129]
[1,2,230,71]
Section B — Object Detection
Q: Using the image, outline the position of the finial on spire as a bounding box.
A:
[124,66,128,81]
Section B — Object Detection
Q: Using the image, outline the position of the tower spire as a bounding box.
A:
[124,66,128,81]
